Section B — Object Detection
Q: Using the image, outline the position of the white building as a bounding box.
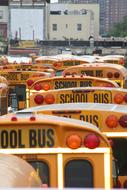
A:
[0,5,8,39]
[47,3,99,40]
[9,0,45,41]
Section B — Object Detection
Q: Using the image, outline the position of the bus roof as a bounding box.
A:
[0,113,99,131]
[18,103,127,113]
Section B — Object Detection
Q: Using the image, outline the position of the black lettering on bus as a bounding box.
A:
[64,115,72,118]
[10,130,18,148]
[95,70,103,77]
[59,94,88,103]
[1,130,8,148]
[18,130,25,148]
[29,129,55,148]
[0,130,25,148]
[47,129,54,147]
[21,74,29,80]
[80,81,92,87]
[94,93,110,103]
[54,81,77,89]
[38,129,46,147]
[81,70,94,76]
[80,115,99,127]
[29,129,37,147]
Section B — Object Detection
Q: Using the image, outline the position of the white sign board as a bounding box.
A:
[10,8,44,40]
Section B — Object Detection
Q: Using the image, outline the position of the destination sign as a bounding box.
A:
[54,80,93,89]
[0,127,55,148]
[58,90,112,103]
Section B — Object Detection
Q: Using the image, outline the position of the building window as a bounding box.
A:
[66,24,68,29]
[0,11,3,19]
[52,24,57,31]
[77,24,82,31]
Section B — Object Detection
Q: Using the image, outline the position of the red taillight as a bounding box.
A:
[107,72,113,78]
[105,115,118,128]
[45,94,55,104]
[66,134,82,149]
[53,62,62,67]
[27,80,34,86]
[119,58,125,65]
[124,94,127,103]
[29,116,36,121]
[123,180,127,188]
[11,116,17,121]
[114,93,124,104]
[34,83,42,91]
[34,95,44,105]
[84,133,100,149]
[119,115,127,128]
[114,72,120,78]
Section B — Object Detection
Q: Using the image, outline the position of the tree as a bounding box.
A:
[108,16,127,37]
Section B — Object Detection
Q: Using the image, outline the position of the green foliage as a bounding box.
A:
[108,16,127,37]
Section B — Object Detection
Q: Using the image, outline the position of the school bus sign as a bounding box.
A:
[0,70,50,85]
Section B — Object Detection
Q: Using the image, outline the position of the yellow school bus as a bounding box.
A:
[26,76,119,107]
[0,70,52,111]
[63,63,127,88]
[35,54,95,71]
[0,78,8,115]
[97,55,125,66]
[25,103,127,188]
[27,87,127,107]
[0,113,114,189]
[0,64,55,77]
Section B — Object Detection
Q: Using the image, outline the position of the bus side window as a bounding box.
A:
[28,161,50,186]
[64,159,93,188]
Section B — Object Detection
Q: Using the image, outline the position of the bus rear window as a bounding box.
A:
[28,161,50,186]
[64,159,93,187]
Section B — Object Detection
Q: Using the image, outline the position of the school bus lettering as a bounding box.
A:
[95,70,103,77]
[63,62,73,66]
[1,73,18,81]
[80,115,99,127]
[29,128,54,148]
[80,81,92,87]
[0,128,55,148]
[55,81,77,89]
[81,70,94,76]
[94,93,110,103]
[81,70,103,77]
[0,130,25,148]
[59,93,88,103]
[21,74,30,80]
